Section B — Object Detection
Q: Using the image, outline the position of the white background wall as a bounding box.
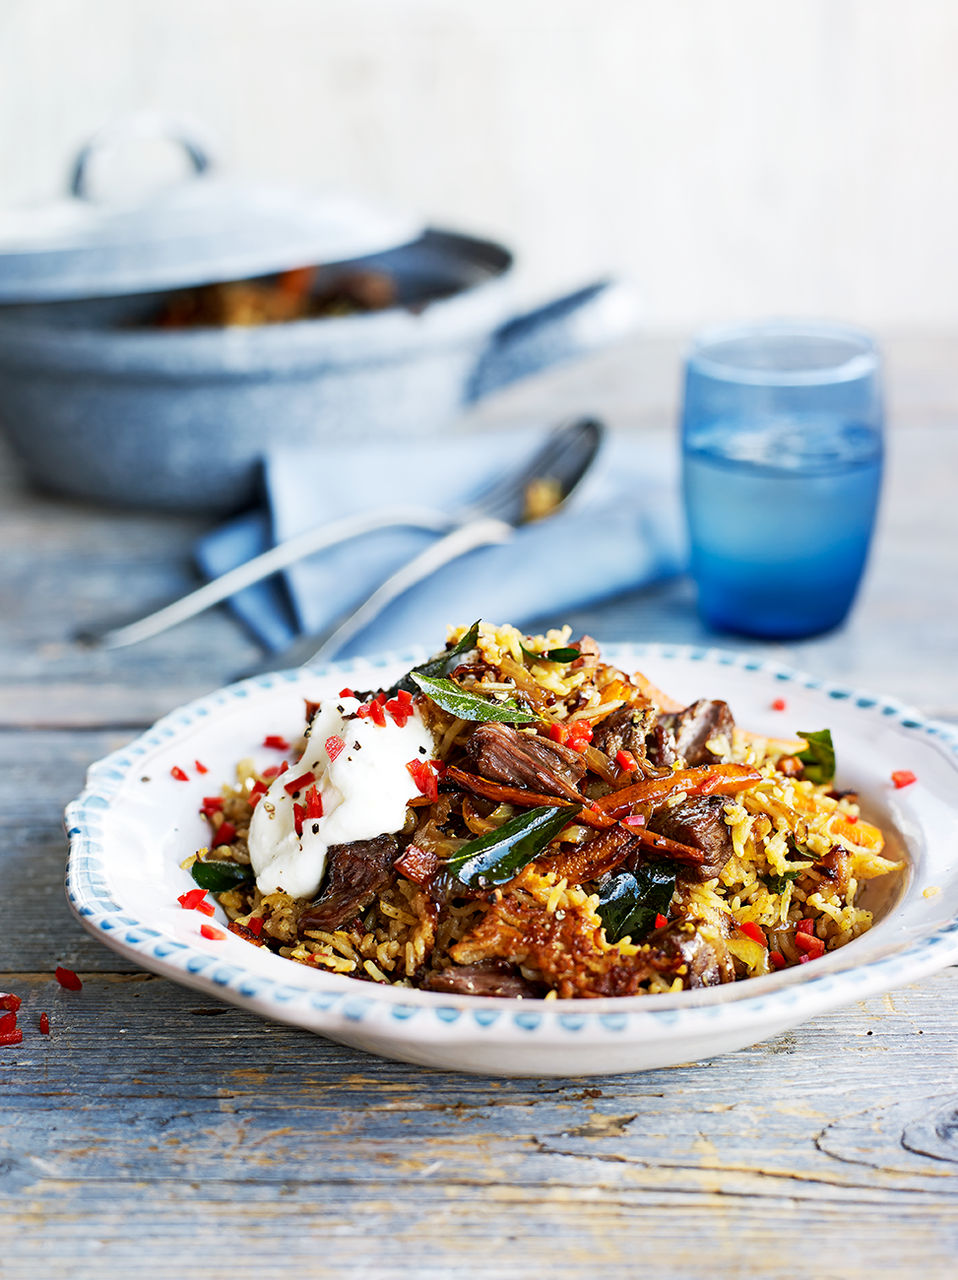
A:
[0,0,955,330]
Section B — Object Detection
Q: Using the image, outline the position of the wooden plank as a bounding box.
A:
[0,972,955,1278]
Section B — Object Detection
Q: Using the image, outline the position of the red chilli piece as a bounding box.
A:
[769,950,786,970]
[891,770,917,789]
[284,770,316,796]
[771,698,787,712]
[406,759,439,804]
[305,785,324,820]
[211,820,237,848]
[39,1012,50,1035]
[200,795,225,817]
[247,916,264,937]
[547,722,569,745]
[200,924,226,941]
[196,899,215,918]
[325,735,345,763]
[796,918,815,936]
[249,779,268,808]
[0,994,22,1013]
[621,814,646,828]
[262,761,288,780]
[385,698,412,727]
[369,700,387,728]
[698,774,724,796]
[616,749,638,773]
[338,687,355,699]
[795,931,826,959]
[293,803,307,837]
[0,1011,17,1034]
[0,1029,23,1047]
[177,888,208,911]
[566,721,594,752]
[654,913,668,929]
[194,759,209,775]
[355,702,372,719]
[55,966,83,992]
[263,734,290,751]
[739,921,767,949]
[170,765,189,782]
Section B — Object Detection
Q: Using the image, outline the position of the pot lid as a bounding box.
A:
[0,119,423,303]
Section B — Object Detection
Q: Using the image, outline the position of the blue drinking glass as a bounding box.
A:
[681,320,884,639]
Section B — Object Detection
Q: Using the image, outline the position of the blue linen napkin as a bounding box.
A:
[195,429,685,659]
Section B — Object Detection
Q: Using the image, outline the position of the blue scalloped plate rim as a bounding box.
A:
[64,643,958,1073]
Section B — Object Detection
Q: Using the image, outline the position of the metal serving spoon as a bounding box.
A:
[245,415,604,673]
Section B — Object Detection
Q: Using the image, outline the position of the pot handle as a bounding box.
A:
[466,278,640,403]
[70,114,213,201]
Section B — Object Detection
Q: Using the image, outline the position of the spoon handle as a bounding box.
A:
[243,517,514,675]
[76,505,455,650]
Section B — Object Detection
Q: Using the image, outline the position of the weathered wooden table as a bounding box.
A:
[2,335,956,1279]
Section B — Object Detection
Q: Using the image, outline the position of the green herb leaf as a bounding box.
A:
[411,672,538,724]
[521,645,580,664]
[444,804,580,887]
[190,860,253,893]
[595,861,676,944]
[392,621,481,694]
[762,870,801,894]
[796,728,836,784]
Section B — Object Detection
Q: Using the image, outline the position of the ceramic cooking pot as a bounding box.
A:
[0,124,639,513]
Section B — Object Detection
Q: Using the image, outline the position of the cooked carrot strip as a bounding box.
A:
[444,766,614,829]
[593,764,763,816]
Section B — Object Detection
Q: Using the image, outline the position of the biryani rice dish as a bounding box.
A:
[185,622,903,999]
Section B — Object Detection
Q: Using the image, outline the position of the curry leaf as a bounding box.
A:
[796,728,836,784]
[595,861,676,944]
[190,860,253,893]
[762,870,802,894]
[411,672,538,724]
[392,621,481,694]
[444,804,580,888]
[521,645,580,664]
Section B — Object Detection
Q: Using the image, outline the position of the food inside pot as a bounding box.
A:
[151,264,397,328]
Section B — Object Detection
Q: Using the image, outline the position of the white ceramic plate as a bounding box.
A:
[65,645,958,1077]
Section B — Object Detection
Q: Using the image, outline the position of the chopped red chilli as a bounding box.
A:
[739,921,767,948]
[795,931,826,959]
[406,759,439,803]
[211,820,237,848]
[325,735,345,763]
[196,899,216,917]
[769,950,786,970]
[39,1012,50,1035]
[0,1011,16,1035]
[262,761,288,779]
[369,700,387,728]
[55,966,82,991]
[200,795,224,817]
[339,687,354,698]
[284,771,316,795]
[548,722,568,745]
[566,721,593,751]
[771,698,787,712]
[249,779,268,807]
[200,924,226,941]
[0,1029,23,1047]
[0,994,22,1013]
[796,918,815,935]
[616,749,638,773]
[293,802,307,837]
[263,734,290,751]
[247,917,264,937]
[891,770,917,789]
[305,784,324,819]
[654,913,668,929]
[177,888,208,911]
[195,759,209,774]
[621,814,646,827]
[170,765,189,782]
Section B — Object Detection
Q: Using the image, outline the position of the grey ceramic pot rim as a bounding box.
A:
[0,231,515,377]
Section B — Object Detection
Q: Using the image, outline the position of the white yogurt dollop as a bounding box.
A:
[248,695,435,900]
